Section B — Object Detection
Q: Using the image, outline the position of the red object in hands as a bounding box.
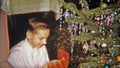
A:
[48,60,64,68]
[57,48,69,68]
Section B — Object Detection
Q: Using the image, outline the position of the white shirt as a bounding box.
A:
[7,38,49,68]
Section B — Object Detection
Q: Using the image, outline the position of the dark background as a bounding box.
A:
[65,0,118,9]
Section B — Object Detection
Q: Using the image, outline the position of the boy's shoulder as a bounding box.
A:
[10,40,25,54]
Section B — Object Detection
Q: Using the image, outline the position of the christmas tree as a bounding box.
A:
[58,0,120,68]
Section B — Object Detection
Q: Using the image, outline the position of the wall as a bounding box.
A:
[0,10,10,68]
[1,0,60,19]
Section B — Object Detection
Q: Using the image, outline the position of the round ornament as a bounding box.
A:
[91,30,95,33]
[104,64,110,68]
[100,57,106,63]
[101,43,107,48]
[78,57,85,62]
[100,3,107,9]
[63,9,70,19]
[117,55,120,62]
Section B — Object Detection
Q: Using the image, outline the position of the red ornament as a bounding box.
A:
[100,57,106,63]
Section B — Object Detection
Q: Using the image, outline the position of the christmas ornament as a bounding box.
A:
[104,64,110,68]
[78,57,85,62]
[100,3,107,8]
[117,55,120,62]
[105,15,112,26]
[113,11,117,15]
[95,16,101,22]
[100,57,106,63]
[91,30,95,33]
[111,13,115,23]
[101,43,107,48]
[82,41,89,54]
[63,9,71,19]
[100,14,105,21]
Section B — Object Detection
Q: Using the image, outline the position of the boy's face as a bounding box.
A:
[28,29,50,48]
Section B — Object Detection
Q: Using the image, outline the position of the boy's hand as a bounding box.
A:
[48,59,64,68]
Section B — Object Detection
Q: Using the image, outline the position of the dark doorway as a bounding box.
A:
[8,11,59,60]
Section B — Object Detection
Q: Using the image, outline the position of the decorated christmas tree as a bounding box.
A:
[58,0,120,68]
